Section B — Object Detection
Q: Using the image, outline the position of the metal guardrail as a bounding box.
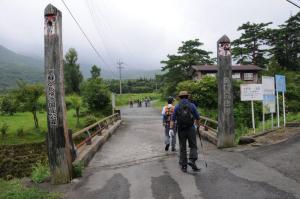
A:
[72,113,121,149]
[199,116,218,133]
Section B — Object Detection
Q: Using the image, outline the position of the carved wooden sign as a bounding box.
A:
[46,69,57,126]
[218,41,231,57]
[45,15,56,35]
[217,35,234,148]
[44,4,72,184]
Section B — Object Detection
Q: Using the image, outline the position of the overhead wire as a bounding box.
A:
[88,0,137,66]
[60,0,116,76]
[85,0,117,66]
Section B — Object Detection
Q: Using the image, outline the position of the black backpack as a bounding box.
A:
[176,102,194,129]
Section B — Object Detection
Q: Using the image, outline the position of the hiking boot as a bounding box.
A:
[165,144,170,151]
[188,161,201,172]
[181,165,187,173]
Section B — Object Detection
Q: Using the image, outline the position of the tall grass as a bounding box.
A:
[0,109,97,145]
[0,179,61,199]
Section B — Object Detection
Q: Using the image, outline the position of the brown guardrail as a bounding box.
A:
[199,116,218,133]
[72,113,121,149]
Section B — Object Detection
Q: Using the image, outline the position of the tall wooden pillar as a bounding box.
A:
[217,35,235,148]
[44,4,72,184]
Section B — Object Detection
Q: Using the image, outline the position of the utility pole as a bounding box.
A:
[117,61,124,94]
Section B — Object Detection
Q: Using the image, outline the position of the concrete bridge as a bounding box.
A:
[64,106,300,199]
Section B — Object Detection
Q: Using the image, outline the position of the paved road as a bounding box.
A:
[65,106,300,199]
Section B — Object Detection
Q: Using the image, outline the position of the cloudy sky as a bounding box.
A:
[0,0,299,73]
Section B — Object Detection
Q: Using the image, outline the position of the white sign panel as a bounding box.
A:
[262,76,275,95]
[263,95,276,113]
[240,84,263,101]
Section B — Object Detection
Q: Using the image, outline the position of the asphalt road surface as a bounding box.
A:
[65,105,300,199]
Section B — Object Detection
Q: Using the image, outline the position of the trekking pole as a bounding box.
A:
[197,127,208,168]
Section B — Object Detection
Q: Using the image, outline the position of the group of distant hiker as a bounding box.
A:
[161,91,201,173]
[129,97,151,108]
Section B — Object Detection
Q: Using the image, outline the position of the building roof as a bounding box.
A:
[192,65,262,72]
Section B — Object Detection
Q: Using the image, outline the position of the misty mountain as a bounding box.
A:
[0,45,44,91]
[81,65,162,79]
[0,45,162,92]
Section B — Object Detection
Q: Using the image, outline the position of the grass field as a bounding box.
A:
[0,109,98,145]
[0,179,60,199]
[115,93,160,108]
[241,112,300,135]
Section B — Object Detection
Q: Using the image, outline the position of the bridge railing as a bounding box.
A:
[72,113,121,149]
[199,116,218,133]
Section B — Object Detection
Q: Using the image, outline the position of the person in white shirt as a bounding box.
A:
[161,96,176,151]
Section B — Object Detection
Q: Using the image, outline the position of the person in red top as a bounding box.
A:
[161,96,176,151]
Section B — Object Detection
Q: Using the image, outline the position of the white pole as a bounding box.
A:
[276,91,280,127]
[251,100,255,134]
[283,92,286,127]
[111,93,115,114]
[271,113,274,129]
[262,103,265,132]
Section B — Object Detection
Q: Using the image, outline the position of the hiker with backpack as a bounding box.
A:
[170,91,201,173]
[162,96,176,151]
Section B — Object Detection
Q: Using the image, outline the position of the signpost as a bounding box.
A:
[217,35,234,148]
[275,75,286,127]
[240,84,263,133]
[44,4,72,184]
[262,76,276,130]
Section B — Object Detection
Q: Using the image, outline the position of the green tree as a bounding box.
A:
[81,78,111,114]
[267,12,300,71]
[90,65,101,79]
[161,39,214,96]
[232,22,272,68]
[69,95,81,127]
[0,93,17,115]
[16,81,44,128]
[176,76,218,110]
[64,48,83,94]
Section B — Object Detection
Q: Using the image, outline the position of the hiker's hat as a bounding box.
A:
[178,91,190,97]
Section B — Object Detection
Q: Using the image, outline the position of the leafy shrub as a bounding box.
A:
[16,127,24,137]
[73,161,84,178]
[0,94,17,115]
[0,179,61,199]
[81,78,111,113]
[31,162,50,183]
[37,96,46,113]
[176,76,218,109]
[85,115,98,126]
[0,123,9,138]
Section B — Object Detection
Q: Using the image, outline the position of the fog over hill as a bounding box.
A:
[0,45,161,92]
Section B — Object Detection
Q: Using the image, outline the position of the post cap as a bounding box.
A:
[45,4,59,16]
[217,35,231,44]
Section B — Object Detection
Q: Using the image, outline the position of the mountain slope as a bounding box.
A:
[0,45,43,91]
[0,45,162,92]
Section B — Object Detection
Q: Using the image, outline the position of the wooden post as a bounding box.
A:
[217,35,235,148]
[44,4,72,184]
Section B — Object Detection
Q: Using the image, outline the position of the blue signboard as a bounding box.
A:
[275,75,286,92]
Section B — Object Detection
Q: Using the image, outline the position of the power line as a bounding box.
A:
[286,0,300,8]
[60,0,116,76]
[88,0,137,65]
[85,0,116,66]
